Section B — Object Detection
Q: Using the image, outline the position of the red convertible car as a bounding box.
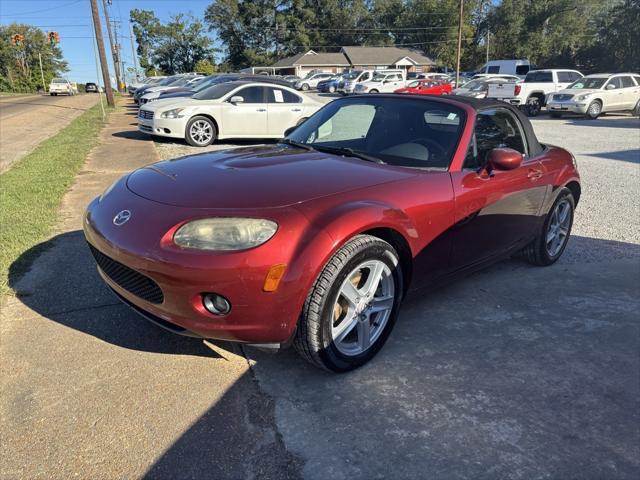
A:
[395,79,453,95]
[85,95,580,372]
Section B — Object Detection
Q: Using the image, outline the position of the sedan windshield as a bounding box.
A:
[286,97,465,170]
[567,78,606,89]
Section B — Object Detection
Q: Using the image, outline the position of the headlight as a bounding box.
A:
[161,108,184,119]
[173,218,278,251]
[577,94,590,101]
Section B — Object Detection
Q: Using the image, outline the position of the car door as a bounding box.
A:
[602,77,625,110]
[619,76,640,109]
[266,87,304,136]
[221,86,268,137]
[449,107,548,269]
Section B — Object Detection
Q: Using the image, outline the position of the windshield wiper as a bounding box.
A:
[280,138,314,151]
[311,145,386,164]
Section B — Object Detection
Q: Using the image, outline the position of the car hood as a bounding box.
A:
[554,88,600,96]
[126,145,415,209]
[141,97,205,111]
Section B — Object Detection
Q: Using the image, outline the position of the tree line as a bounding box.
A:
[0,24,68,93]
[132,0,639,74]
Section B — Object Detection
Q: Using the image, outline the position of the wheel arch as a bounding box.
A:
[565,180,581,206]
[186,113,220,137]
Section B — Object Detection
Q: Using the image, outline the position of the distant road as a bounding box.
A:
[0,94,100,173]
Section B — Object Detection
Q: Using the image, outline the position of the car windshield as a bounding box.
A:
[371,73,387,82]
[568,78,606,89]
[344,71,361,79]
[51,78,66,83]
[167,76,194,87]
[192,82,241,100]
[407,80,423,88]
[286,97,465,170]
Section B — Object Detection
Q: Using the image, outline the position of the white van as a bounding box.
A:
[477,59,531,78]
[339,70,375,94]
[354,70,406,94]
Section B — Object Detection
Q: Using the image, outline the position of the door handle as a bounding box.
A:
[256,108,267,112]
[527,169,543,179]
[291,108,302,112]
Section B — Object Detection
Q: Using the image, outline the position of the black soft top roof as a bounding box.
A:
[363,93,544,157]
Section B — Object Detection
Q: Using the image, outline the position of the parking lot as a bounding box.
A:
[1,95,639,479]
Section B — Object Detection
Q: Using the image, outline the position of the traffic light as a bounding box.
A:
[47,31,60,45]
[11,34,24,46]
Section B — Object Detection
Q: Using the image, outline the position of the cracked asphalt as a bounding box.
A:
[1,98,638,479]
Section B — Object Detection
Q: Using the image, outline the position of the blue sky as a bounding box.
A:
[0,0,215,84]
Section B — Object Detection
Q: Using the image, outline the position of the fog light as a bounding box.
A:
[203,293,231,315]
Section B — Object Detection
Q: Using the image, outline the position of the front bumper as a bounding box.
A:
[547,101,588,114]
[137,116,185,139]
[83,180,331,344]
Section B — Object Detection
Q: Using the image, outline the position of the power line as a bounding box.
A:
[0,0,84,17]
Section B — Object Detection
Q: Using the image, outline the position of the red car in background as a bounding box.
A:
[395,79,453,95]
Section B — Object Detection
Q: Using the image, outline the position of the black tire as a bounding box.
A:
[550,112,563,118]
[301,83,309,91]
[585,100,602,120]
[369,89,379,93]
[294,235,404,372]
[525,96,542,117]
[633,100,640,118]
[185,115,217,147]
[521,188,575,266]
[328,85,336,93]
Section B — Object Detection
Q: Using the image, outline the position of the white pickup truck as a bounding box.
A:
[487,69,583,116]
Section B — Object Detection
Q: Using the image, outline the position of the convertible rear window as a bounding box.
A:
[287,97,466,170]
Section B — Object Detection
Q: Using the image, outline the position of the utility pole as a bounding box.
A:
[90,0,114,106]
[38,53,46,93]
[455,0,464,88]
[101,0,122,92]
[486,31,490,63]
[129,22,139,81]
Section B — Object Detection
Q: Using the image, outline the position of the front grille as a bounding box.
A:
[553,94,574,102]
[138,109,154,120]
[139,124,152,132]
[88,244,164,304]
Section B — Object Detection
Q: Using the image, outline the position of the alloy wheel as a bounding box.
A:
[190,120,213,145]
[331,260,395,356]
[546,199,572,257]
[588,101,601,118]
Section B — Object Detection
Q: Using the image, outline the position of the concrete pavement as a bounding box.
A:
[0,93,100,173]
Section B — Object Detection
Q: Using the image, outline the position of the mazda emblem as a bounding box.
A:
[113,210,132,226]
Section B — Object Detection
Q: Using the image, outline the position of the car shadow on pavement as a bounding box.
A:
[585,148,640,165]
[563,115,638,129]
[112,130,154,141]
[8,231,228,358]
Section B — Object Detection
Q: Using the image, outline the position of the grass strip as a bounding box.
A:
[0,103,110,295]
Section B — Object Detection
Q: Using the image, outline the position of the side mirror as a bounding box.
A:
[283,126,297,137]
[606,84,616,90]
[487,148,523,172]
[230,95,244,104]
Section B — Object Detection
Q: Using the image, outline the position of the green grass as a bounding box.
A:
[0,103,111,295]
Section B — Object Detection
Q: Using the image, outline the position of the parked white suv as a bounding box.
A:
[354,70,406,94]
[295,73,333,91]
[339,70,374,94]
[547,73,640,119]
[487,69,583,116]
[49,78,74,96]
